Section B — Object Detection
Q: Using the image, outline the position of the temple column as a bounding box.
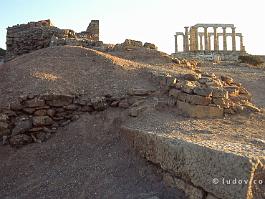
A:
[232,27,236,51]
[222,27,227,51]
[216,35,219,51]
[213,27,218,51]
[240,35,245,52]
[184,26,189,52]
[199,34,203,50]
[174,34,178,53]
[208,35,211,51]
[204,27,208,51]
[195,28,198,51]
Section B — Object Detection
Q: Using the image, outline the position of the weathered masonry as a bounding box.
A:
[172,24,247,61]
[5,19,102,61]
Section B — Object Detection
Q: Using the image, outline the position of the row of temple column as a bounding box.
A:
[175,26,245,52]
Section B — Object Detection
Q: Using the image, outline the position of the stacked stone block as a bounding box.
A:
[167,72,259,118]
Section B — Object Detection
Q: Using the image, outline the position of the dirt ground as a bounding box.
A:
[0,109,185,199]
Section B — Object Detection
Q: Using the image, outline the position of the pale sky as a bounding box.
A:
[0,0,264,55]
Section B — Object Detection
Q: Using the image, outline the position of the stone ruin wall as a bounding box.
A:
[5,19,101,61]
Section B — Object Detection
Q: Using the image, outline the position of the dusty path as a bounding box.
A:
[0,109,185,199]
[200,63,265,107]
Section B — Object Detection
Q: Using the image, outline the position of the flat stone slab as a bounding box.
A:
[121,110,265,199]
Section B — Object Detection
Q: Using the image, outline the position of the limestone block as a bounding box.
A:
[33,116,53,126]
[121,127,265,199]
[193,87,213,97]
[212,87,228,99]
[181,81,197,94]
[177,92,212,106]
[177,100,223,118]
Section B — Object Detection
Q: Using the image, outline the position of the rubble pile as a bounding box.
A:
[166,72,260,118]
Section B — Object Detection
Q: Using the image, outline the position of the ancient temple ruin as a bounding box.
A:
[5,19,102,61]
[172,24,247,61]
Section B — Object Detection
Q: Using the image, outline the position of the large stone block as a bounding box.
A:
[174,92,212,106]
[33,116,53,126]
[177,100,223,118]
[121,127,265,199]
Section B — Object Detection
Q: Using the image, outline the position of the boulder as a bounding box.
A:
[47,109,56,117]
[12,119,32,136]
[33,116,54,126]
[177,100,223,118]
[34,109,47,116]
[91,97,108,111]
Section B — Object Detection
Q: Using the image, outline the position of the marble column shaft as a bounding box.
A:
[213,27,218,51]
[184,27,189,52]
[174,35,178,53]
[204,27,208,51]
[199,34,203,50]
[232,27,236,51]
[222,27,227,51]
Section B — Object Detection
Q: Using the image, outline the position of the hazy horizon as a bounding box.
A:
[0,0,265,55]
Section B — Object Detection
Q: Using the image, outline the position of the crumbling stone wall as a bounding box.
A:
[5,19,101,61]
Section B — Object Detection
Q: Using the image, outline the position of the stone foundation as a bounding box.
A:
[172,51,247,61]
